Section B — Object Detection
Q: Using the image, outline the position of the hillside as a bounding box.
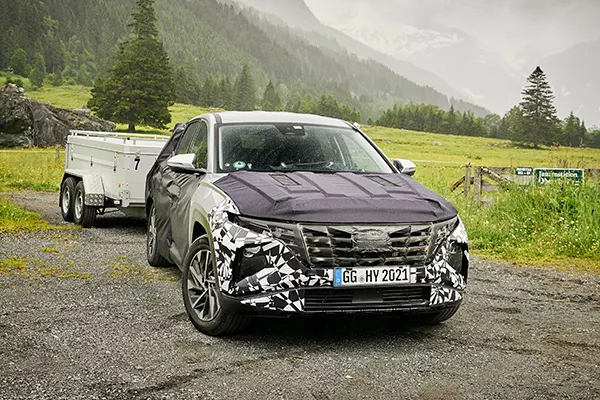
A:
[230,0,471,106]
[0,0,488,122]
[305,0,522,113]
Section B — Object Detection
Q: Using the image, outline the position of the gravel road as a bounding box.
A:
[1,192,599,400]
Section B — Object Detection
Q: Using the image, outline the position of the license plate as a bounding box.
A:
[333,267,411,287]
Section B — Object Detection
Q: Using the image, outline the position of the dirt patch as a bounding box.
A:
[1,192,599,399]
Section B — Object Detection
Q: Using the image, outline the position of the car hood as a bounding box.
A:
[213,171,457,224]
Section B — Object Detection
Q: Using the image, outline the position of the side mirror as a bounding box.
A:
[167,154,205,174]
[393,158,417,176]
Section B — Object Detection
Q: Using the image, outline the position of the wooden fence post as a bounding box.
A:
[465,163,471,199]
[473,166,482,201]
[55,145,60,163]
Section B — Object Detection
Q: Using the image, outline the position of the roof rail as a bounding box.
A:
[69,130,170,141]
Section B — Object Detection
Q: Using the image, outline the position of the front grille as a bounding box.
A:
[304,286,430,312]
[301,225,432,268]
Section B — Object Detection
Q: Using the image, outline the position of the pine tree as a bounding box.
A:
[579,120,587,147]
[174,66,200,105]
[299,93,315,114]
[519,66,559,146]
[200,74,217,107]
[262,80,281,111]
[499,106,525,141]
[561,112,582,147]
[9,48,30,77]
[29,52,47,89]
[216,76,233,109]
[234,64,256,111]
[88,0,175,132]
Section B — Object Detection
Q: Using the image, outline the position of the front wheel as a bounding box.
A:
[413,304,461,325]
[182,237,251,336]
[73,181,97,228]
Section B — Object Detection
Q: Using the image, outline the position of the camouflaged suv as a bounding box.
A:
[145,112,469,336]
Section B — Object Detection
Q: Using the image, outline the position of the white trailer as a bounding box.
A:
[60,130,169,227]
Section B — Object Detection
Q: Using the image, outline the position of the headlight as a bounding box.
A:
[233,217,306,281]
[448,217,468,244]
[427,216,468,261]
[235,216,299,244]
[427,217,458,260]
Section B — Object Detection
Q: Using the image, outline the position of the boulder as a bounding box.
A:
[0,84,115,148]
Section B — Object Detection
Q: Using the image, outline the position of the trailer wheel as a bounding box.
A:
[147,203,171,267]
[73,181,97,228]
[60,177,77,222]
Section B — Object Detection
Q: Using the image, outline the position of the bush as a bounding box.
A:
[4,76,24,87]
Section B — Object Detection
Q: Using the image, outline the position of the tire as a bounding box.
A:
[413,304,461,325]
[182,236,251,336]
[60,177,77,222]
[73,181,97,228]
[147,203,171,267]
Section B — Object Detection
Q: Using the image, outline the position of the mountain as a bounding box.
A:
[305,0,600,124]
[230,0,468,102]
[303,0,522,113]
[540,40,600,127]
[0,0,489,121]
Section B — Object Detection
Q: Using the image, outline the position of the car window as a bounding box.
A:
[175,122,200,155]
[218,124,393,173]
[339,134,383,172]
[190,121,208,169]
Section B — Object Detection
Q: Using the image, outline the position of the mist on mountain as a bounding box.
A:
[305,0,600,125]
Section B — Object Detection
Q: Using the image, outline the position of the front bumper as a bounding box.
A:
[209,200,468,315]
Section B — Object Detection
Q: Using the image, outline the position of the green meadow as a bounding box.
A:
[1,84,599,271]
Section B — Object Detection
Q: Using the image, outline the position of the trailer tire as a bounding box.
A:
[60,177,77,222]
[73,181,96,228]
[147,203,171,267]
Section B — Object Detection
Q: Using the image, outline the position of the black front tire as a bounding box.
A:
[73,181,96,228]
[147,203,171,267]
[182,236,251,336]
[60,177,76,222]
[413,304,461,325]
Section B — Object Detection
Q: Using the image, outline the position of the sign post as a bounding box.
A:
[533,168,585,185]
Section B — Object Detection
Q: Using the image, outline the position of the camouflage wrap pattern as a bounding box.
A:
[208,199,468,312]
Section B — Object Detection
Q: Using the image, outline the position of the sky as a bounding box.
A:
[305,0,600,66]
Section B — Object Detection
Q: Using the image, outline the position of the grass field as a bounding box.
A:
[3,84,600,271]
[0,196,49,234]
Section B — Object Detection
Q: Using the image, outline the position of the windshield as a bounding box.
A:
[218,124,393,173]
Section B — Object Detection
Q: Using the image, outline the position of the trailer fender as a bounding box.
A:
[81,174,105,207]
[63,170,105,207]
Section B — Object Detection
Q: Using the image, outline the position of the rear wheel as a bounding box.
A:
[182,237,251,336]
[60,177,76,222]
[73,181,96,228]
[147,203,171,267]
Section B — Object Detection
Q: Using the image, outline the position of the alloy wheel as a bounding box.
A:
[187,249,220,322]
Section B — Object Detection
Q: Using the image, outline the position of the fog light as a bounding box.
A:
[236,247,267,282]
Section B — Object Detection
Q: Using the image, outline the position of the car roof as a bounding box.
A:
[206,111,352,128]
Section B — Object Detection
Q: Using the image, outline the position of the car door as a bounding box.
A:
[168,119,209,266]
[147,123,186,264]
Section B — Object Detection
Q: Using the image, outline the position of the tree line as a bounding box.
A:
[0,0,487,123]
[375,66,600,149]
[86,0,360,131]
